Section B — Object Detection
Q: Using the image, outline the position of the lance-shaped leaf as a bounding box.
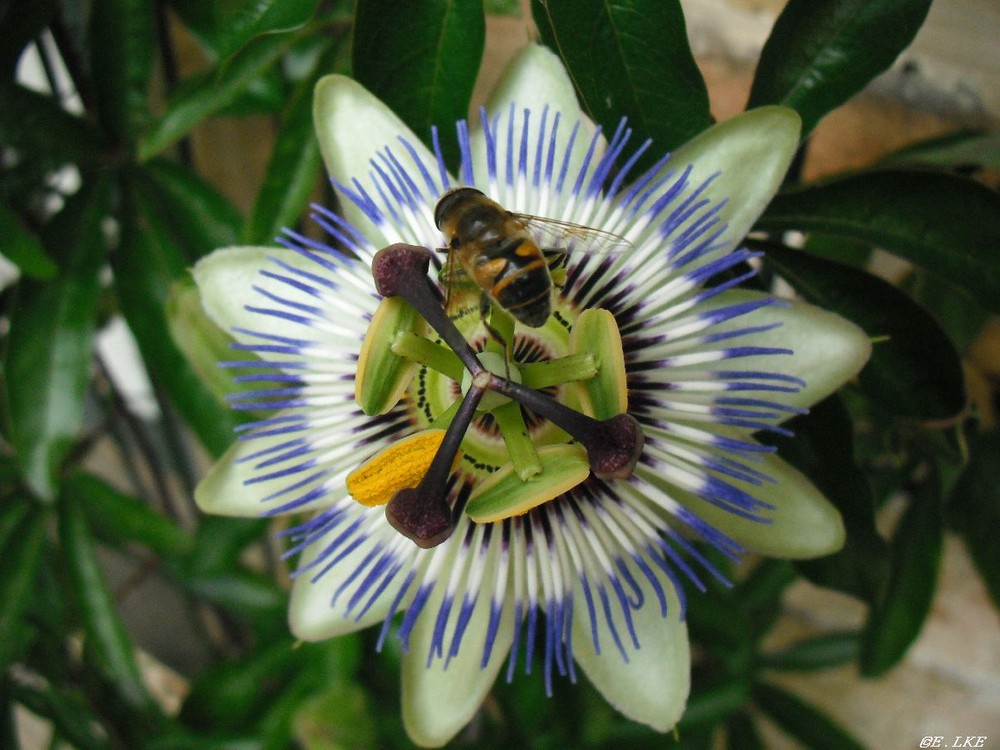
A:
[0,202,57,279]
[747,0,932,136]
[534,0,712,163]
[752,682,865,750]
[771,396,889,604]
[243,40,343,244]
[88,0,155,144]
[0,498,46,673]
[59,489,159,717]
[948,429,1000,610]
[760,242,966,421]
[169,0,318,62]
[860,470,943,676]
[758,169,1000,314]
[138,32,294,160]
[352,0,485,168]
[3,178,108,500]
[115,172,239,457]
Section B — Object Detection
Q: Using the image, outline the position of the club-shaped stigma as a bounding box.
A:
[385,377,487,548]
[372,244,484,377]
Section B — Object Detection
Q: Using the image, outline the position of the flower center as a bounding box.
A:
[349,243,643,548]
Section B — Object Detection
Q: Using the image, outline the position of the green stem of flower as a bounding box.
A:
[392,331,464,382]
[520,353,597,390]
[492,401,542,481]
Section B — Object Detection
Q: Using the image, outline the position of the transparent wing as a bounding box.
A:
[511,213,634,256]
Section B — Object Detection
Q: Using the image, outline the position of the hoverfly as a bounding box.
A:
[433,187,631,339]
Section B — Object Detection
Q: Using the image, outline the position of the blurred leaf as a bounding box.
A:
[883,129,1000,171]
[0,0,56,78]
[142,159,242,260]
[187,516,270,575]
[534,0,712,161]
[677,677,749,731]
[170,0,318,61]
[59,489,159,718]
[0,202,57,278]
[139,32,295,160]
[802,232,872,268]
[184,571,286,620]
[725,711,765,750]
[759,631,860,672]
[0,499,46,672]
[758,169,1000,314]
[115,171,239,457]
[752,682,865,750]
[901,270,988,355]
[0,82,102,184]
[734,559,796,613]
[860,470,944,676]
[747,0,931,136]
[770,396,890,603]
[64,472,194,556]
[149,737,263,750]
[3,178,109,500]
[485,0,521,15]
[761,242,966,421]
[182,639,298,730]
[949,430,1000,610]
[8,680,106,750]
[242,40,343,244]
[88,0,155,144]
[352,0,485,168]
[215,65,287,117]
[292,681,378,750]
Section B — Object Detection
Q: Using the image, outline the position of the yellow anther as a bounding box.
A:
[346,429,449,507]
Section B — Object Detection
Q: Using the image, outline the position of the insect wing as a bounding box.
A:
[513,213,633,256]
[437,248,478,320]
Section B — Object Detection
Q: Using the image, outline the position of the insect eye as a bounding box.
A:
[434,187,484,229]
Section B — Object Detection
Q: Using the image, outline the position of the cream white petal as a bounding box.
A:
[400,538,514,748]
[313,75,443,250]
[571,563,690,731]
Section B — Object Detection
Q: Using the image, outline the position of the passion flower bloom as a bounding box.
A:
[193,45,870,747]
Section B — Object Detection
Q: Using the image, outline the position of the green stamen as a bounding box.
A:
[492,401,542,481]
[520,353,597,389]
[392,331,464,381]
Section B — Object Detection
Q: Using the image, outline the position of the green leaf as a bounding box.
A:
[142,159,242,260]
[759,632,860,671]
[3,178,109,500]
[352,0,485,168]
[58,489,159,717]
[533,0,712,160]
[948,430,1000,610]
[115,171,240,457]
[187,516,270,576]
[860,470,944,676]
[0,500,46,672]
[0,202,57,278]
[753,682,865,750]
[181,639,298,730]
[758,169,1000,314]
[883,129,1000,171]
[170,0,318,61]
[242,40,343,244]
[769,396,890,603]
[0,82,102,180]
[88,0,156,144]
[677,678,748,731]
[63,472,194,557]
[747,0,932,136]
[761,242,966,421]
[138,32,295,160]
[902,271,988,355]
[184,571,286,620]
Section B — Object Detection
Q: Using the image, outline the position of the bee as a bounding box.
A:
[433,187,629,333]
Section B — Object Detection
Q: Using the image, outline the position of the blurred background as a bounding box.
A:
[4,0,999,747]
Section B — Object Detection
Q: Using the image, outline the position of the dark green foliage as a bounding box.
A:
[0,0,996,747]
